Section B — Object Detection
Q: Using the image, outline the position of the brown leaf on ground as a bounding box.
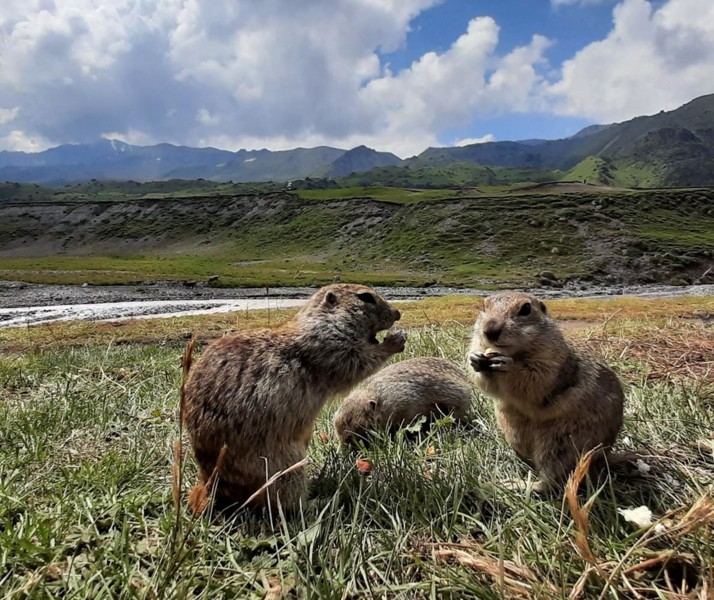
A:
[356,458,372,475]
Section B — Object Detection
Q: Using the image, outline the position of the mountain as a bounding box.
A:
[407,93,714,186]
[1,93,713,186]
[165,146,346,182]
[321,145,402,178]
[0,141,402,184]
[0,139,237,183]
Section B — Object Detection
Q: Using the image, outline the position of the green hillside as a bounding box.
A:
[403,94,714,187]
[0,189,711,288]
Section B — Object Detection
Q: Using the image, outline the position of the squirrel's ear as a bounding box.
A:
[539,300,547,314]
[369,399,377,411]
[323,290,338,307]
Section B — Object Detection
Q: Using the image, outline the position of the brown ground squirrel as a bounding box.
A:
[468,292,624,492]
[334,357,473,445]
[183,283,405,514]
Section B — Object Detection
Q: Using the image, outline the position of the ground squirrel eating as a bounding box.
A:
[334,357,473,445]
[183,283,405,514]
[468,292,624,492]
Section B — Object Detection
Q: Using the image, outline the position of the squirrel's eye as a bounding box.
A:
[518,302,531,316]
[357,292,376,304]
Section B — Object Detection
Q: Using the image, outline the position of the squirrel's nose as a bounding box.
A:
[483,323,502,342]
[393,309,401,321]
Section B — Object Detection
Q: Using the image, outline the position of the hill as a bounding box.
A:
[0,189,711,288]
[406,94,714,186]
[321,145,402,178]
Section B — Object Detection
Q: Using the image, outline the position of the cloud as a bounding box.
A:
[454,134,496,146]
[0,107,20,125]
[547,0,714,122]
[0,0,551,157]
[358,19,551,155]
[0,129,52,152]
[6,0,705,158]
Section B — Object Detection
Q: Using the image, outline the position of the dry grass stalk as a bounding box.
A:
[431,546,548,598]
[238,457,309,511]
[187,444,228,516]
[260,573,295,600]
[564,447,600,565]
[664,495,714,539]
[622,550,680,576]
[171,439,182,515]
[172,338,195,528]
[568,564,617,600]
[597,495,713,599]
[585,322,714,382]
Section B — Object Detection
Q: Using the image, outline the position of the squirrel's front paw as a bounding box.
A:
[468,352,492,372]
[469,351,512,372]
[382,329,407,353]
[487,355,513,372]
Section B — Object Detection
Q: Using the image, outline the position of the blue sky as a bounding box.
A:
[384,0,620,143]
[0,0,711,156]
[386,1,617,70]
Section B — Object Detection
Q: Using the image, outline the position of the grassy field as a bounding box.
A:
[1,295,713,597]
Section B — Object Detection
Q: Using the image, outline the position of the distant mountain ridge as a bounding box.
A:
[1,93,713,186]
[0,140,398,185]
[407,93,714,186]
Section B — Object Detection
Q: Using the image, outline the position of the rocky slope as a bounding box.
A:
[0,189,712,288]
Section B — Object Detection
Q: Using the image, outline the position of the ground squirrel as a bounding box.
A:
[184,283,405,514]
[334,357,473,445]
[468,292,624,491]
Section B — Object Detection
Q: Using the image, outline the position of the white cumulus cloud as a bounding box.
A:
[547,0,714,122]
[0,0,552,156]
[1,0,707,157]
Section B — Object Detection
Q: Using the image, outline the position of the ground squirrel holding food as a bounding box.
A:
[334,357,473,445]
[183,283,405,514]
[468,292,624,492]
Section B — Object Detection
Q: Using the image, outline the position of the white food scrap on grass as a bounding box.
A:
[635,459,652,475]
[618,505,654,528]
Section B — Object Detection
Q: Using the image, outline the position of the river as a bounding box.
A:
[0,281,712,328]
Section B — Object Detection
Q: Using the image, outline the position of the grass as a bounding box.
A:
[294,187,460,204]
[1,296,713,597]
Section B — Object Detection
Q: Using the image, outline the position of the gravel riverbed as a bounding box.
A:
[0,280,712,328]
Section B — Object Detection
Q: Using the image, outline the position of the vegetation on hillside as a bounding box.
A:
[0,188,712,288]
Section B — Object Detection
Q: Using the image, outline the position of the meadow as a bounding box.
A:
[1,294,712,598]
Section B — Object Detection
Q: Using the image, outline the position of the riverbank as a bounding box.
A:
[1,280,712,328]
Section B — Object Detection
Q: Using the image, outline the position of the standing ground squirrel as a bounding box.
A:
[184,283,405,514]
[468,292,624,492]
[334,357,473,445]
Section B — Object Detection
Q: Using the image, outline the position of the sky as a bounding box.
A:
[0,0,712,158]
